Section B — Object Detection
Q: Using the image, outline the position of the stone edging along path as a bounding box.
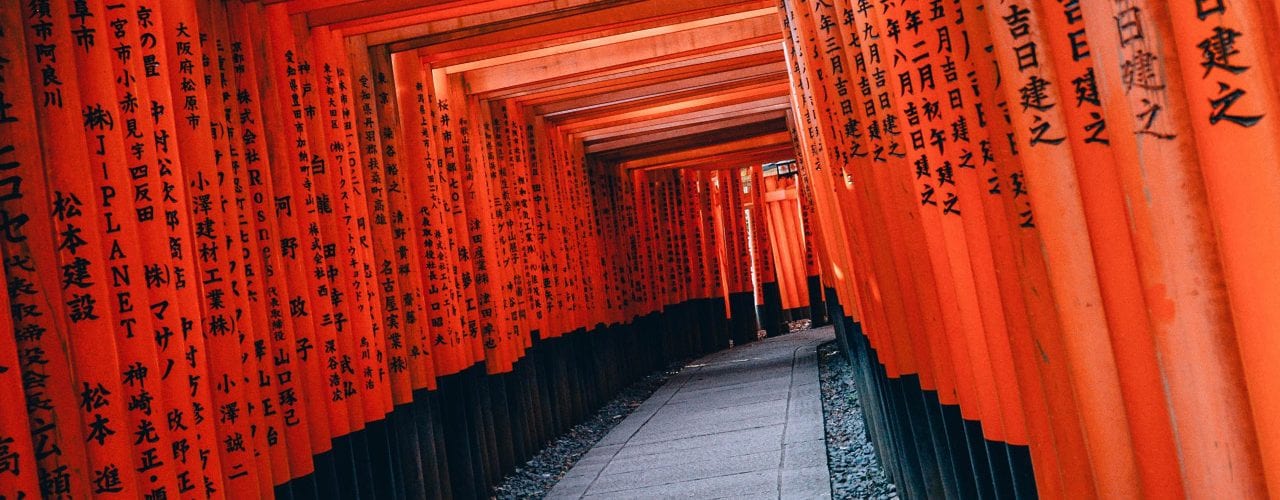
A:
[818,339,897,499]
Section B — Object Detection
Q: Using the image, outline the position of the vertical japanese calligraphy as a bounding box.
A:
[3,2,1280,499]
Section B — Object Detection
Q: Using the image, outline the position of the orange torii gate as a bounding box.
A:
[780,0,1280,498]
[4,0,1280,499]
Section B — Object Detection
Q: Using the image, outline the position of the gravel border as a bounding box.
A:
[491,361,687,499]
[819,341,897,499]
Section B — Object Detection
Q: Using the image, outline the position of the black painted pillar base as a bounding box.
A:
[439,370,479,499]
[941,405,979,499]
[823,288,849,357]
[297,452,332,500]
[727,291,758,346]
[391,402,426,500]
[273,298,755,499]
[806,275,828,326]
[1009,443,1037,499]
[760,281,786,337]
[784,306,809,322]
[273,477,295,500]
[367,417,397,500]
[714,297,732,350]
[331,432,359,499]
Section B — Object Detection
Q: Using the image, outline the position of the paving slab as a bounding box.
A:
[547,329,835,499]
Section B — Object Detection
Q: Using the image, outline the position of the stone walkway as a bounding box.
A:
[547,328,834,499]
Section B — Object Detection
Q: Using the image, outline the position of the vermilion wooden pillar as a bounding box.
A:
[1079,1,1267,496]
[961,3,1098,497]
[696,170,731,349]
[779,3,861,340]
[710,169,754,346]
[783,4,931,497]
[1164,2,1280,494]
[790,151,827,327]
[227,3,321,490]
[163,0,260,494]
[199,1,282,493]
[760,174,807,315]
[289,23,374,450]
[134,1,231,494]
[84,0,185,496]
[429,67,487,368]
[3,5,94,497]
[263,5,358,497]
[983,1,1173,497]
[943,2,1063,496]
[36,0,145,496]
[747,165,785,337]
[0,263,39,497]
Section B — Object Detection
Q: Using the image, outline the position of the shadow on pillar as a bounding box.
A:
[807,275,828,326]
[728,291,758,345]
[760,281,786,337]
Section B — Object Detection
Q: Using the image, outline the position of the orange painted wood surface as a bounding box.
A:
[2,1,1280,498]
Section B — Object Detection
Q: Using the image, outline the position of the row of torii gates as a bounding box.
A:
[1,0,1280,499]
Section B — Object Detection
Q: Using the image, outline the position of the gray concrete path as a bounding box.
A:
[547,328,835,499]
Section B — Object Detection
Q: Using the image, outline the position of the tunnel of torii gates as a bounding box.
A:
[3,0,1280,499]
